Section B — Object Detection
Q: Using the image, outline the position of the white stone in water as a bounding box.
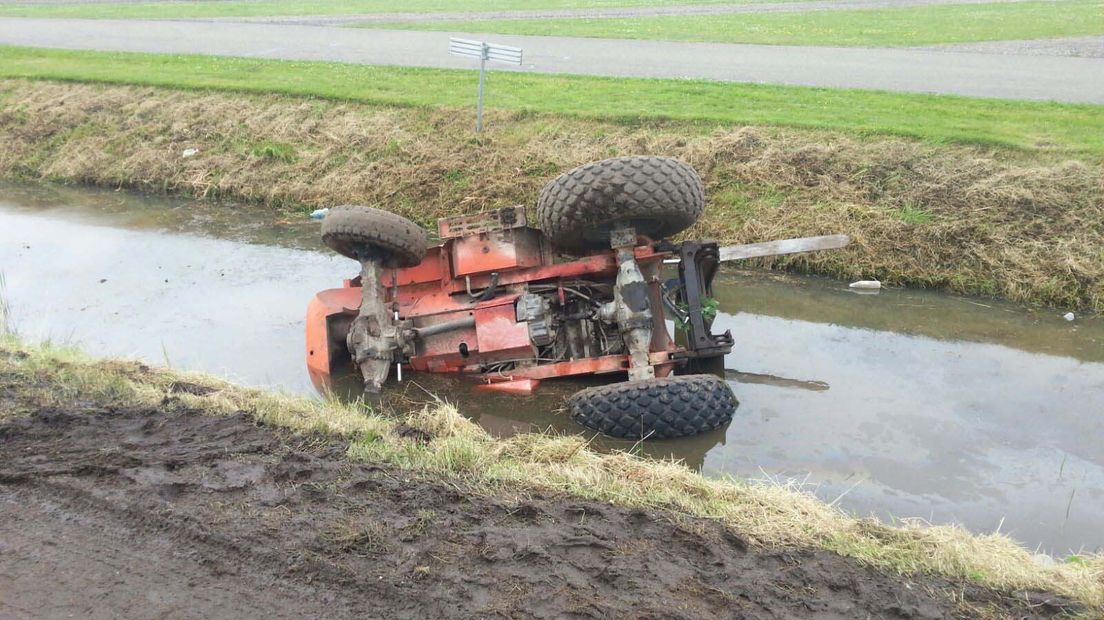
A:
[849,280,882,290]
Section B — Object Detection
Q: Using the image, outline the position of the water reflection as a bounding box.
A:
[1,182,1101,554]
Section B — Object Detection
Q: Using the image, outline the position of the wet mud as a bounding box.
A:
[0,402,1078,619]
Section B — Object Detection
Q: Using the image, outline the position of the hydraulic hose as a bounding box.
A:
[413,316,477,339]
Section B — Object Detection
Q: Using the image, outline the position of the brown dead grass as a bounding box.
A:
[1,79,1101,309]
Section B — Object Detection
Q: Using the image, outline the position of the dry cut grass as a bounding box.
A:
[2,335,1101,613]
[0,80,1101,309]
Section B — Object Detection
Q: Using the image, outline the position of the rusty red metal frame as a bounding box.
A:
[306,226,674,394]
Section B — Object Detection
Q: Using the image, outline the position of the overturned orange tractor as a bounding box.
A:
[307,157,846,439]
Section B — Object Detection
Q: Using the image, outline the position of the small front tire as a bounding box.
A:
[321,205,428,268]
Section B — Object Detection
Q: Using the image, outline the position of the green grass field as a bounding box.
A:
[0,46,1100,154]
[0,0,750,19]
[2,46,1095,154]
[3,48,1102,308]
[367,0,1104,47]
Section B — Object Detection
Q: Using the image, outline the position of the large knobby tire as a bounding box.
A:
[569,374,737,439]
[537,156,705,255]
[321,205,428,268]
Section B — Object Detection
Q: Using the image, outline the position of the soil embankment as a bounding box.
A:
[0,342,1097,618]
[0,79,1101,310]
[0,400,1076,619]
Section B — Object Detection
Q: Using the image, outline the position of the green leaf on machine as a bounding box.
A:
[675,296,719,331]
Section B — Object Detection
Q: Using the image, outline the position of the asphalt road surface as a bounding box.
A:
[228,0,1036,25]
[1,18,1101,103]
[928,35,1104,58]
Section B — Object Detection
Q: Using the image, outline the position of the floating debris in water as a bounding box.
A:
[1032,553,1056,568]
[1063,312,1076,322]
[849,280,882,290]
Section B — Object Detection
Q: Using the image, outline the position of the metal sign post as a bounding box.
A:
[477,48,486,132]
[448,37,523,132]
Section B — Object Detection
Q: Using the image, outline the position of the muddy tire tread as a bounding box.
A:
[537,156,704,254]
[321,205,428,267]
[569,374,736,439]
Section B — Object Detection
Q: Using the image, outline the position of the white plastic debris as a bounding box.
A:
[181,148,199,158]
[1032,553,1056,568]
[849,280,882,290]
[1063,312,1076,322]
[309,208,330,220]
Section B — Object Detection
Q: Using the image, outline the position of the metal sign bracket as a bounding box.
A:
[448,37,523,132]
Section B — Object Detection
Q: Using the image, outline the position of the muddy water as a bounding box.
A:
[1,182,1101,555]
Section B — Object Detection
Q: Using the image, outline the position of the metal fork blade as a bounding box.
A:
[663,234,851,264]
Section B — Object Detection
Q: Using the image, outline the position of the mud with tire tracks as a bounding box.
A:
[0,400,1078,619]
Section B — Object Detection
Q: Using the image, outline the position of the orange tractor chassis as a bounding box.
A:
[306,157,846,439]
[307,212,730,397]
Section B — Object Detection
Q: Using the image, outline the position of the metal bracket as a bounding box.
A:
[438,206,527,239]
[608,225,637,249]
[674,241,734,359]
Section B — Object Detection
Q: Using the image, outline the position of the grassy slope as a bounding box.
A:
[2,335,1101,612]
[0,47,1100,154]
[2,79,1101,310]
[0,0,746,19]
[370,0,1104,47]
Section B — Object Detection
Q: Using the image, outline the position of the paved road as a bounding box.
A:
[927,35,1104,58]
[227,0,1035,25]
[1,18,1102,103]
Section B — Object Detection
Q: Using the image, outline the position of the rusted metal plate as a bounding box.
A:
[499,351,677,382]
[475,378,540,395]
[451,227,544,277]
[474,303,534,360]
[438,206,527,239]
[504,355,628,380]
[388,245,447,286]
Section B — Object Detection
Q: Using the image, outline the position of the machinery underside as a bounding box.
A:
[308,156,848,439]
[307,206,733,399]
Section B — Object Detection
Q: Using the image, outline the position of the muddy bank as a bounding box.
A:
[0,401,1079,618]
[3,339,1103,615]
[1,79,1101,310]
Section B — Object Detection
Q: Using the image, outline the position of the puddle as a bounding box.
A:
[1,181,1102,555]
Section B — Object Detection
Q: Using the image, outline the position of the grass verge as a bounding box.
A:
[0,0,746,19]
[369,0,1104,47]
[1,334,1101,612]
[2,79,1101,310]
[0,46,1101,154]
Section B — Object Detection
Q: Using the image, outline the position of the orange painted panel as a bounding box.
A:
[475,379,541,395]
[305,287,360,391]
[452,228,544,277]
[474,303,533,359]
